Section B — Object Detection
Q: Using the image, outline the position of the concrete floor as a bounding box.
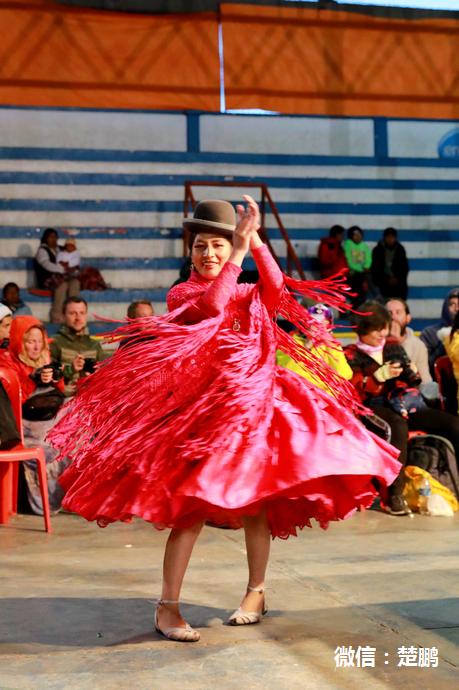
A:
[1,510,458,690]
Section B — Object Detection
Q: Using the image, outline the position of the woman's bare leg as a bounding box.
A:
[239,510,271,612]
[157,521,204,630]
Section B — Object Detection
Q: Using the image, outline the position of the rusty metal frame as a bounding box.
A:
[183,180,305,279]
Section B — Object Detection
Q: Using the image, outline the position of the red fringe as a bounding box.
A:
[274,271,367,416]
[48,270,367,486]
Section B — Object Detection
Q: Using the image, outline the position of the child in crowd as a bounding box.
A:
[56,238,81,276]
[276,303,352,392]
[2,282,32,317]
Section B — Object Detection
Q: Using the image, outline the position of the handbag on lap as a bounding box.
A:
[22,387,65,422]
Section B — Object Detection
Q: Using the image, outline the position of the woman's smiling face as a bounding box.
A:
[191,233,233,280]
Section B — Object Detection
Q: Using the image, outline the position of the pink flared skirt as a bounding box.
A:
[59,367,400,538]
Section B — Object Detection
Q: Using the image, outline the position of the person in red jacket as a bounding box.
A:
[0,315,67,515]
[2,316,64,399]
[317,225,347,279]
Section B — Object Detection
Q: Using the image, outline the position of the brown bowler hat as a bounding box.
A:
[183,199,236,237]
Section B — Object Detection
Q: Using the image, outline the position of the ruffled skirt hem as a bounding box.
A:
[60,470,383,539]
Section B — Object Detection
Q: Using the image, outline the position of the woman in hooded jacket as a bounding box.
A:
[1,316,69,514]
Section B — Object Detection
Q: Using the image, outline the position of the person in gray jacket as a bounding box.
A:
[420,288,459,378]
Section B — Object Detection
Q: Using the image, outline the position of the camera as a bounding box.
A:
[30,361,63,384]
[83,358,96,374]
[384,343,421,387]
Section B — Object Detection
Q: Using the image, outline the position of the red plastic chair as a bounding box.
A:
[0,367,52,532]
[434,355,458,415]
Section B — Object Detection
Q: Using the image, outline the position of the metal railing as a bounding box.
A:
[183,181,305,279]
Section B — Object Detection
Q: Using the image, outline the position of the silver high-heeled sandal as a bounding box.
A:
[227,586,268,626]
[154,599,201,642]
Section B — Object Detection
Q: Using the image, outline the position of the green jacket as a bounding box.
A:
[50,325,105,397]
[343,239,372,273]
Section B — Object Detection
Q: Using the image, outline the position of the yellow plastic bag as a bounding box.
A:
[403,465,458,513]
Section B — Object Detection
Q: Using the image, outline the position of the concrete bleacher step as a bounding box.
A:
[2,103,458,331]
[0,257,182,291]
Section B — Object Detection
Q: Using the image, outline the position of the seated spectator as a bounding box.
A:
[344,302,459,516]
[2,282,32,317]
[127,300,154,319]
[371,228,409,300]
[385,298,437,399]
[343,226,372,307]
[50,297,105,397]
[2,315,68,514]
[120,300,155,350]
[34,228,80,323]
[56,237,81,275]
[317,225,347,279]
[276,303,352,391]
[438,312,459,415]
[0,304,12,350]
[421,288,459,377]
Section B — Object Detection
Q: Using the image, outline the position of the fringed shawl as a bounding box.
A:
[48,249,365,479]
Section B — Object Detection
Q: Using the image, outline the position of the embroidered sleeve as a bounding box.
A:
[252,244,284,313]
[167,262,242,321]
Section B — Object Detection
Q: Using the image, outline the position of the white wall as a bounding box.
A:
[0,109,187,151]
[200,115,374,156]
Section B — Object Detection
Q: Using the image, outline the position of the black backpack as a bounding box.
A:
[408,434,459,500]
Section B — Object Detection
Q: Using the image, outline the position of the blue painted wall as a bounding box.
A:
[1,107,458,328]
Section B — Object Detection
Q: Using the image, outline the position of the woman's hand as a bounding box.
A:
[375,361,403,382]
[229,195,261,266]
[234,195,260,249]
[40,367,53,384]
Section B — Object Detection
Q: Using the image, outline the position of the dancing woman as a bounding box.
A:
[49,196,400,642]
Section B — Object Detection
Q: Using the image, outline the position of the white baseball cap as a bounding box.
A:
[0,304,13,321]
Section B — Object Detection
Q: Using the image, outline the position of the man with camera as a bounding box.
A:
[50,297,105,397]
[386,297,439,404]
[385,298,431,383]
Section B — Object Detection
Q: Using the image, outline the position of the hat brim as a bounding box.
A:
[182,217,235,237]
